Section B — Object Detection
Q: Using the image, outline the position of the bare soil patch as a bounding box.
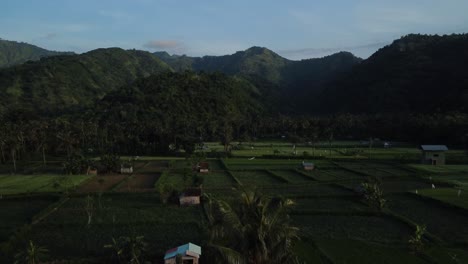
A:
[116,173,160,192]
[76,174,127,193]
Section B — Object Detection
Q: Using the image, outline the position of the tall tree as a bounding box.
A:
[203,190,299,264]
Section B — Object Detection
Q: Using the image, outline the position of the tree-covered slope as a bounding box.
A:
[0,39,74,68]
[154,47,361,86]
[154,47,362,114]
[155,47,290,83]
[0,48,172,114]
[95,71,263,152]
[318,34,468,114]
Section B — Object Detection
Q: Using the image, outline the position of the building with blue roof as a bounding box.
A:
[164,242,201,264]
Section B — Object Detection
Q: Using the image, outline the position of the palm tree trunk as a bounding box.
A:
[0,144,5,164]
[12,149,16,174]
[42,146,46,166]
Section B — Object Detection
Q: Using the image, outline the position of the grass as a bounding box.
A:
[1,145,467,263]
[409,164,468,174]
[0,196,58,242]
[154,171,187,191]
[316,239,427,264]
[269,170,314,183]
[223,158,332,170]
[381,178,432,193]
[203,171,236,188]
[293,214,414,243]
[27,193,203,260]
[418,188,468,210]
[233,170,285,185]
[292,197,368,213]
[294,240,332,264]
[0,174,92,195]
[387,193,468,244]
[262,183,354,197]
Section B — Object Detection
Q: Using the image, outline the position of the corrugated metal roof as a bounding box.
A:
[164,243,201,259]
[420,145,448,151]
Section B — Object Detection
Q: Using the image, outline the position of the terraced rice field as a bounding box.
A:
[269,170,314,183]
[293,214,414,243]
[76,174,127,193]
[0,174,92,195]
[203,171,236,188]
[387,193,468,244]
[0,196,57,242]
[233,170,285,185]
[116,174,160,192]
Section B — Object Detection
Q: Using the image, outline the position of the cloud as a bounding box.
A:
[143,40,182,50]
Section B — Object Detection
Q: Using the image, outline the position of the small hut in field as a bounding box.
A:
[87,167,98,175]
[420,145,448,165]
[179,188,201,206]
[120,164,133,174]
[164,243,201,264]
[196,162,209,173]
[302,161,314,171]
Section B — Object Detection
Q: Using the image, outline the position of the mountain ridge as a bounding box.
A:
[0,39,74,68]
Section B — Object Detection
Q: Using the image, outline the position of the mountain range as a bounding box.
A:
[0,34,467,116]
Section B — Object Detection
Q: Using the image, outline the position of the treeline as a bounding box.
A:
[1,103,467,170]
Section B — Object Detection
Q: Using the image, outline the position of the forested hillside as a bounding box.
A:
[0,48,171,114]
[0,34,467,153]
[0,39,73,68]
[92,72,263,153]
[154,47,361,113]
[317,34,468,114]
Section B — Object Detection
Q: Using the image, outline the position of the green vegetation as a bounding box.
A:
[203,191,299,263]
[0,174,91,195]
[318,34,468,114]
[0,33,468,263]
[0,152,467,263]
[0,47,171,113]
[0,39,73,68]
[418,188,468,209]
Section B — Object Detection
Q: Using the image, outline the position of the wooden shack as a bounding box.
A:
[164,243,201,264]
[179,188,201,206]
[420,145,448,165]
[197,162,209,173]
[87,167,98,175]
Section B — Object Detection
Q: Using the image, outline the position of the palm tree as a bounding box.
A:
[104,235,147,264]
[14,240,48,264]
[203,190,299,264]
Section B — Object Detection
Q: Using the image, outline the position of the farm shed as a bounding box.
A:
[420,145,448,165]
[120,164,133,174]
[164,243,202,264]
[302,161,315,171]
[179,188,201,206]
[87,167,98,175]
[196,162,209,173]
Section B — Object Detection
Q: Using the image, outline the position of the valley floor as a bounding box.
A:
[1,142,468,263]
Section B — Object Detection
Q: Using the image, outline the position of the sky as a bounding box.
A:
[1,0,468,60]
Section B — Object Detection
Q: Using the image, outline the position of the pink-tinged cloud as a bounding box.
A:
[143,40,181,50]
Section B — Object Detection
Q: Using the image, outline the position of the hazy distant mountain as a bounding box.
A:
[0,48,171,114]
[0,39,74,68]
[317,34,468,114]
